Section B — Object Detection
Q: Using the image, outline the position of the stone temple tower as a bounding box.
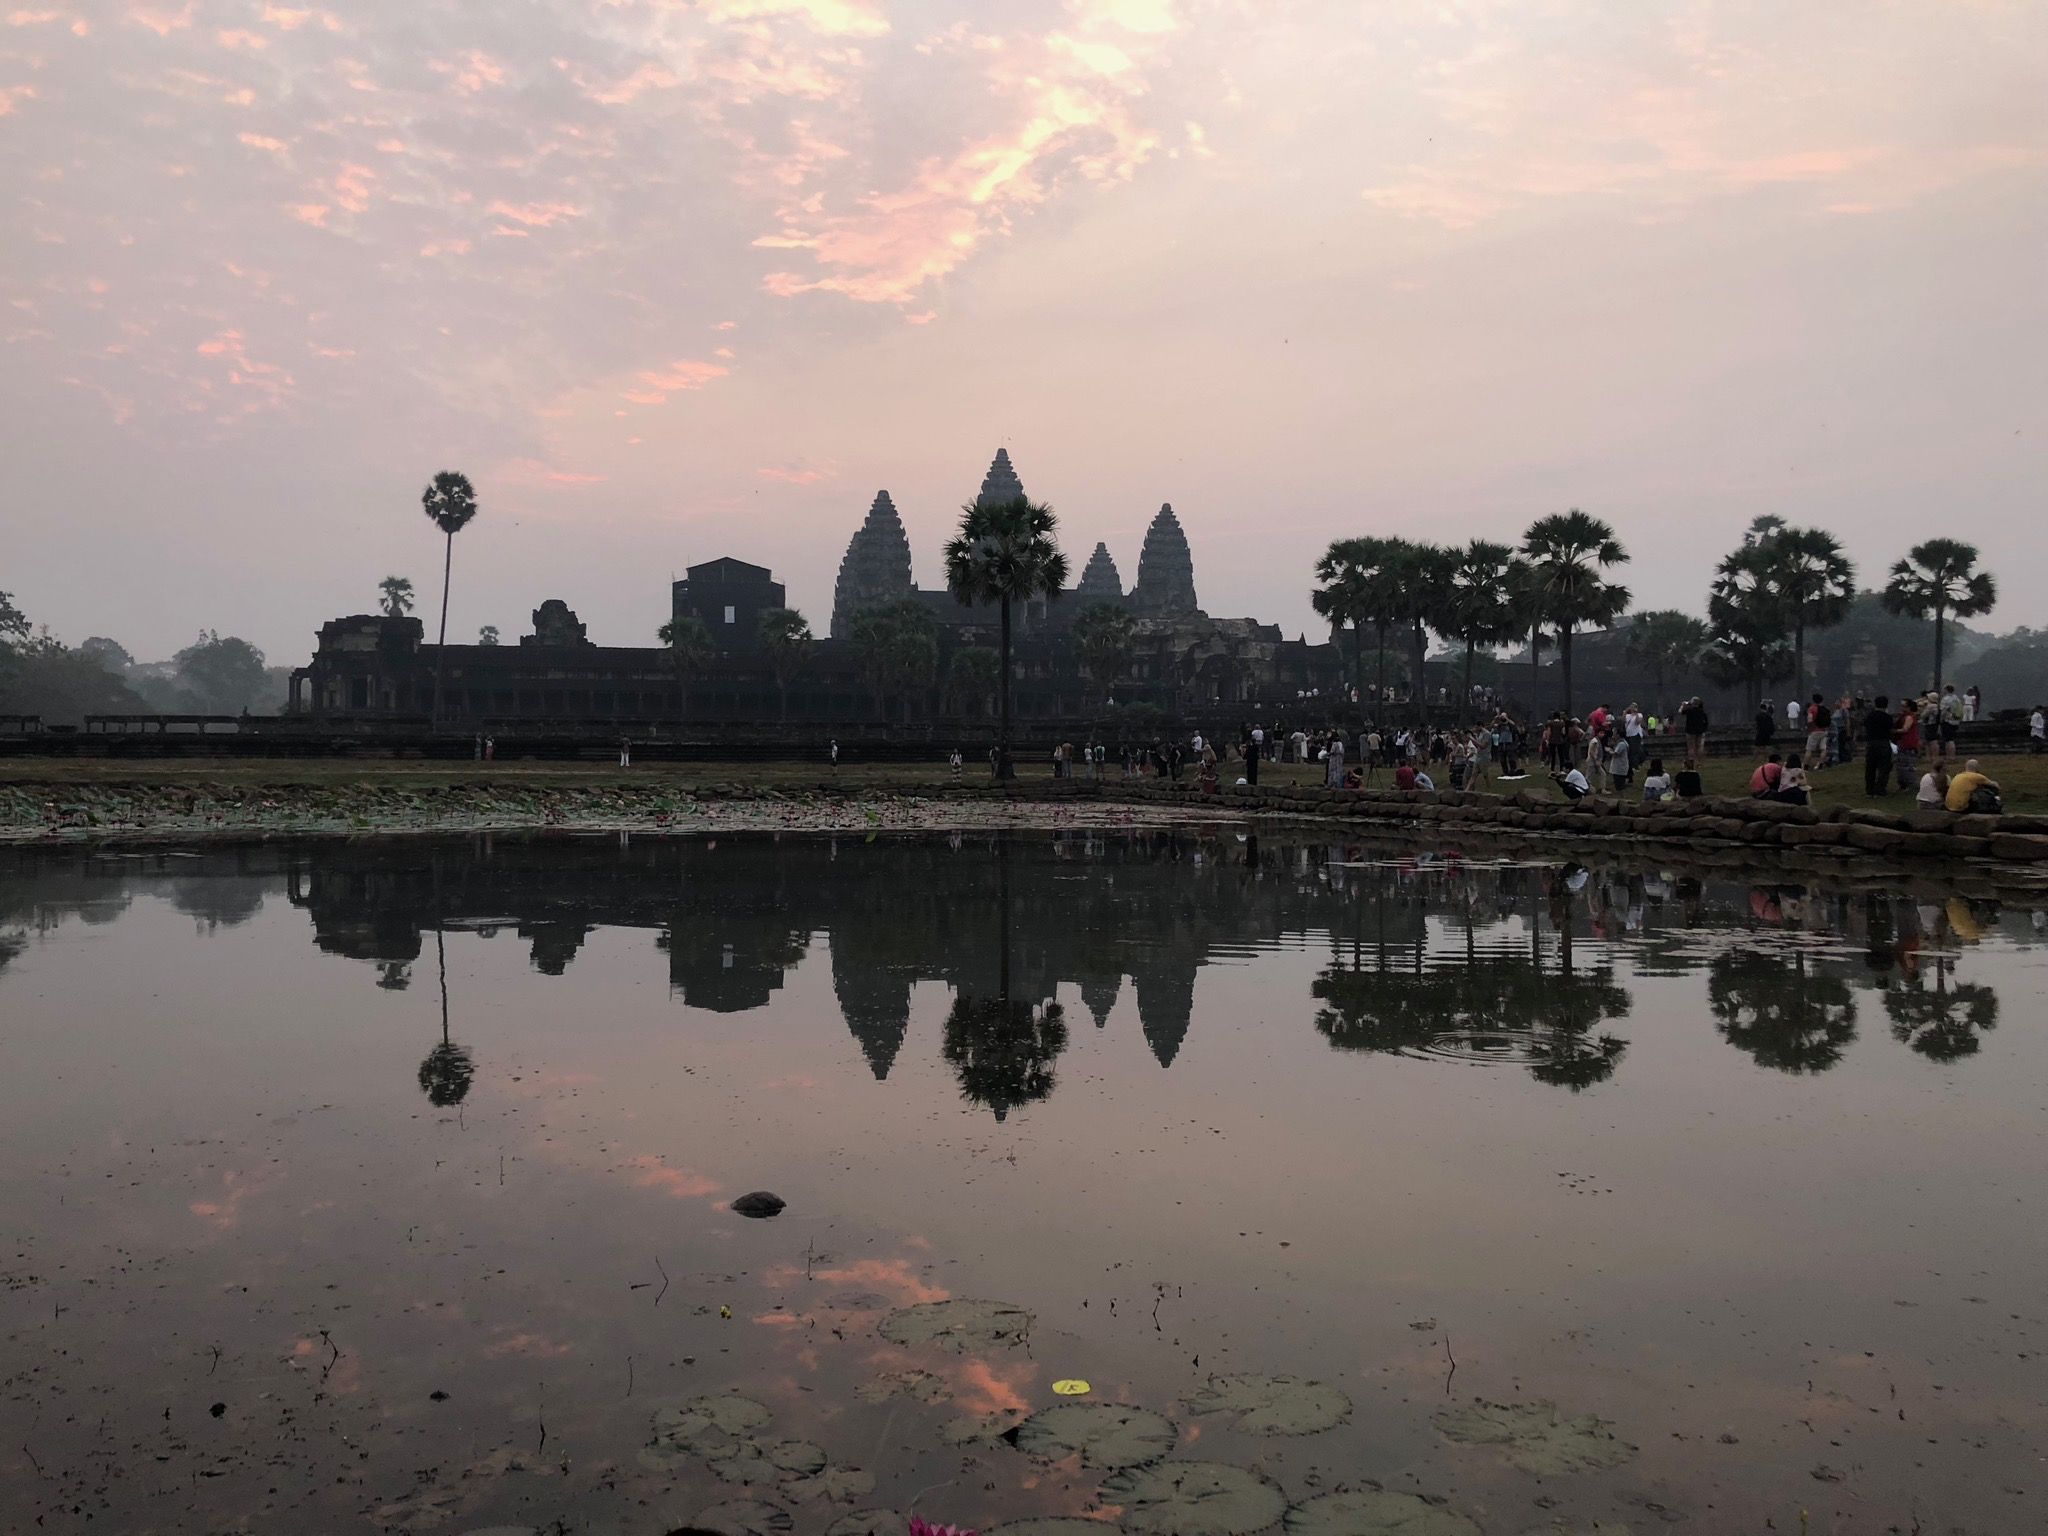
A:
[1075,542,1123,603]
[831,489,914,637]
[975,447,1026,509]
[1129,503,1199,617]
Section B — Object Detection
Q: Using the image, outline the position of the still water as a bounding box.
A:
[2,831,2045,1536]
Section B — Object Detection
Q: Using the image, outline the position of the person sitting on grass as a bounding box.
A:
[1749,752,1785,798]
[1554,764,1591,802]
[1944,759,2003,814]
[1917,761,1950,809]
[1773,762,1811,805]
[1640,757,1673,802]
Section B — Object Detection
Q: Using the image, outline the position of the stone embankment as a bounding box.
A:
[4,774,2046,871]
[1097,778,2048,866]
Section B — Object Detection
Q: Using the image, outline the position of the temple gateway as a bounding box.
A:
[290,449,1342,729]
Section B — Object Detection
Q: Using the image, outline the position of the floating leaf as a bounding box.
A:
[1101,1460,1287,1536]
[692,1500,794,1536]
[881,1298,1034,1353]
[989,1522,1129,1536]
[809,1465,878,1504]
[1015,1402,1178,1469]
[858,1369,952,1405]
[640,1394,774,1470]
[825,1513,901,1536]
[1432,1400,1637,1476]
[1052,1379,1092,1397]
[1184,1374,1351,1436]
[1284,1491,1481,1536]
[712,1439,829,1487]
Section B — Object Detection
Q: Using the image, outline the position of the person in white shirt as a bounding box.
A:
[1786,698,1802,729]
[1191,732,1205,756]
[1640,758,1672,802]
[2030,705,2045,755]
[1555,765,1590,801]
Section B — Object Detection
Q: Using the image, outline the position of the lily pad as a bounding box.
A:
[825,1513,901,1536]
[692,1501,794,1536]
[711,1439,829,1487]
[808,1465,877,1504]
[1101,1460,1287,1536]
[880,1297,1034,1353]
[1184,1374,1351,1436]
[1284,1491,1481,1536]
[638,1400,774,1474]
[990,1523,1130,1536]
[1015,1402,1178,1468]
[1433,1399,1637,1476]
[856,1369,952,1405]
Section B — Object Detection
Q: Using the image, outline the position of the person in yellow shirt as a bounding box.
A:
[1944,759,2001,814]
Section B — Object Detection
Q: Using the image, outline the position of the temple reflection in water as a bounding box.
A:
[1,833,2037,1117]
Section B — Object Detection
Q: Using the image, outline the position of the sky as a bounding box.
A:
[4,0,2045,666]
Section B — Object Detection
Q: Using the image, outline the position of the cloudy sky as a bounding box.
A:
[5,0,2044,664]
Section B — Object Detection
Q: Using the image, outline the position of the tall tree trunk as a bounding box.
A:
[1794,615,1807,700]
[1560,625,1575,719]
[1933,604,1945,693]
[432,529,453,725]
[1529,623,1541,720]
[1375,625,1387,713]
[1461,637,1475,726]
[1412,623,1428,724]
[1350,623,1363,706]
[997,835,1012,1000]
[998,595,1013,780]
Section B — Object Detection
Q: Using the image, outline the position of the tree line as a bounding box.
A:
[1313,515,2000,720]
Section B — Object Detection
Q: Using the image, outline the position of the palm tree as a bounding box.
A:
[1391,543,1458,720]
[943,496,1068,778]
[848,600,937,720]
[1624,609,1709,704]
[658,613,713,716]
[1313,536,1405,710]
[1521,510,1630,719]
[378,575,415,618]
[1446,539,1519,722]
[1070,602,1136,708]
[419,471,479,724]
[1882,539,1997,693]
[1504,556,1550,717]
[756,607,813,720]
[1705,540,1790,710]
[1766,526,1856,693]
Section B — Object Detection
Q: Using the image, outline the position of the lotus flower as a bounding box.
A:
[908,1520,978,1536]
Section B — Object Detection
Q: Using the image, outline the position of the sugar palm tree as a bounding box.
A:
[1313,536,1405,710]
[1390,542,1457,720]
[1521,510,1631,719]
[417,929,474,1108]
[1070,602,1136,708]
[1446,539,1519,722]
[943,496,1068,778]
[1705,542,1791,710]
[658,614,713,716]
[420,471,479,723]
[756,607,812,720]
[378,575,415,618]
[1766,526,1855,693]
[1624,609,1709,703]
[1881,538,1997,693]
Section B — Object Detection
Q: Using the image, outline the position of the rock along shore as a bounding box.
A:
[3,774,2046,876]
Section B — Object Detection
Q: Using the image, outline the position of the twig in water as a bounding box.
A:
[653,1255,669,1307]
[207,1345,222,1376]
[626,1355,634,1398]
[806,1239,815,1280]
[22,1442,43,1476]
[498,1150,505,1187]
[536,1385,547,1454]
[1442,1333,1456,1395]
[906,1477,956,1515]
[320,1329,342,1382]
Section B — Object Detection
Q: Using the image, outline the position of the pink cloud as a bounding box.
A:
[0,82,39,116]
[628,357,730,403]
[486,199,584,228]
[126,2,192,35]
[499,457,608,488]
[237,131,286,155]
[698,0,888,38]
[215,27,267,50]
[428,48,504,94]
[7,8,62,24]
[418,237,470,257]
[757,465,829,485]
[332,162,375,212]
[286,202,329,227]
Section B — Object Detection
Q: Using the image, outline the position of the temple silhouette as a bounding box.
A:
[288,448,1344,727]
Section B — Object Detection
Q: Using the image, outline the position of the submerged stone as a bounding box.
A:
[730,1191,787,1218]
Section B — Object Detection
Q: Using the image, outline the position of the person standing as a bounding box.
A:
[1326,733,1345,788]
[1803,693,1830,771]
[2031,702,2046,755]
[1938,684,1964,760]
[1755,701,1776,759]
[1863,694,1895,797]
[1245,729,1261,786]
[829,737,840,768]
[1893,696,1922,792]
[1682,697,1709,769]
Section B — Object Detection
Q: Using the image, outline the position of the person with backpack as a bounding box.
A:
[1938,684,1965,760]
[1682,697,1710,768]
[1944,760,2002,814]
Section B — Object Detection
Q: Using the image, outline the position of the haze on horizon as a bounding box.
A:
[4,0,2044,666]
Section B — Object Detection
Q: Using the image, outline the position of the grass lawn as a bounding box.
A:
[4,749,2046,813]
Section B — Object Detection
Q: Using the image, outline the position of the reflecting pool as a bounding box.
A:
[3,831,2045,1535]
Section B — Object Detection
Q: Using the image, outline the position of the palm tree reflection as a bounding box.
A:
[943,836,1068,1119]
[417,928,475,1108]
[1708,948,1858,1074]
[1885,957,1999,1061]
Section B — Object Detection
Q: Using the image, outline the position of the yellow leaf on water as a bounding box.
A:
[1052,1378,1091,1396]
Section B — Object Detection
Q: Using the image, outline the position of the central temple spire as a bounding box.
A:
[975,447,1026,509]
[1130,502,1199,617]
[830,489,914,637]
